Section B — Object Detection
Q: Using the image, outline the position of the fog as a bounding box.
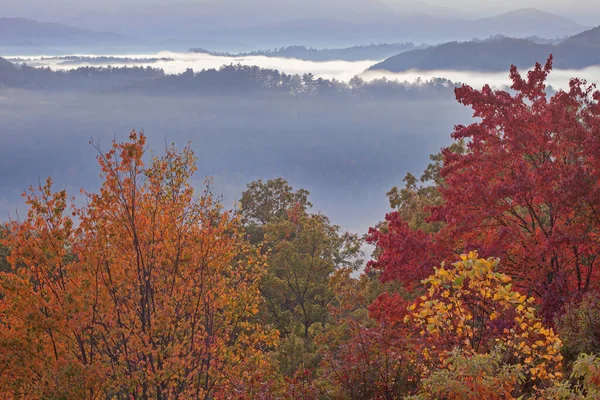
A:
[0,88,469,235]
[362,67,600,91]
[10,51,600,90]
[9,52,377,82]
[3,52,598,235]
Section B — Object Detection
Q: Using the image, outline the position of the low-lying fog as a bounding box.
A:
[0,89,469,235]
[8,51,600,89]
[3,51,599,237]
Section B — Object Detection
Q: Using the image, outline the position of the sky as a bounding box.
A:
[2,0,598,22]
[0,0,598,44]
[383,0,599,23]
[395,0,597,12]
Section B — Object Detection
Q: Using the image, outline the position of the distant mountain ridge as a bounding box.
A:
[369,24,600,72]
[562,26,600,46]
[0,7,589,53]
[472,8,585,38]
[55,4,586,47]
[189,43,421,62]
[0,17,124,46]
[215,8,585,46]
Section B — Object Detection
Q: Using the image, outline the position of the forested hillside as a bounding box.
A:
[190,43,419,62]
[370,25,600,72]
[0,57,457,96]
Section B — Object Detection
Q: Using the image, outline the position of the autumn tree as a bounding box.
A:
[316,267,419,399]
[240,179,362,376]
[405,252,563,398]
[0,132,275,399]
[407,252,563,377]
[369,57,600,320]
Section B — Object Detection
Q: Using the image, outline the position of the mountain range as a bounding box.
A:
[0,18,123,46]
[0,4,589,49]
[369,24,600,72]
[92,5,587,46]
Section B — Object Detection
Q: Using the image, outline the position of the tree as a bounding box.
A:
[317,268,419,400]
[368,57,600,320]
[240,178,312,245]
[0,132,275,399]
[403,252,563,400]
[386,140,466,233]
[406,252,563,382]
[240,179,362,376]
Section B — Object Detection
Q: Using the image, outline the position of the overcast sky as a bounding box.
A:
[1,0,599,25]
[7,0,595,11]
[400,0,597,11]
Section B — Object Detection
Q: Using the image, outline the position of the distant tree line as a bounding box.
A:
[0,59,164,91]
[124,64,458,98]
[0,57,458,98]
[190,42,420,62]
[8,56,174,66]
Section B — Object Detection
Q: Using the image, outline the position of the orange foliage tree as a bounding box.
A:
[0,132,276,399]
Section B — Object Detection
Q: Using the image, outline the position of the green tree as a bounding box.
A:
[240,179,362,376]
[555,293,600,367]
[240,178,312,245]
[386,140,466,233]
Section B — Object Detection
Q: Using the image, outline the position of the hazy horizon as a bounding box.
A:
[1,0,598,30]
[8,51,600,91]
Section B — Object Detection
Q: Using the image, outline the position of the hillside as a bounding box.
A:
[0,56,19,85]
[0,18,123,46]
[369,25,600,72]
[562,25,600,46]
[369,39,553,72]
[190,43,419,62]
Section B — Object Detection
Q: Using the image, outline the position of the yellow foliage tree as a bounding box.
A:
[406,252,563,383]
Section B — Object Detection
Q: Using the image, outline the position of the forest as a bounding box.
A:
[189,43,419,62]
[1,58,600,399]
[0,57,456,97]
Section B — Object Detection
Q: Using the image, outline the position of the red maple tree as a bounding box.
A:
[368,56,600,320]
